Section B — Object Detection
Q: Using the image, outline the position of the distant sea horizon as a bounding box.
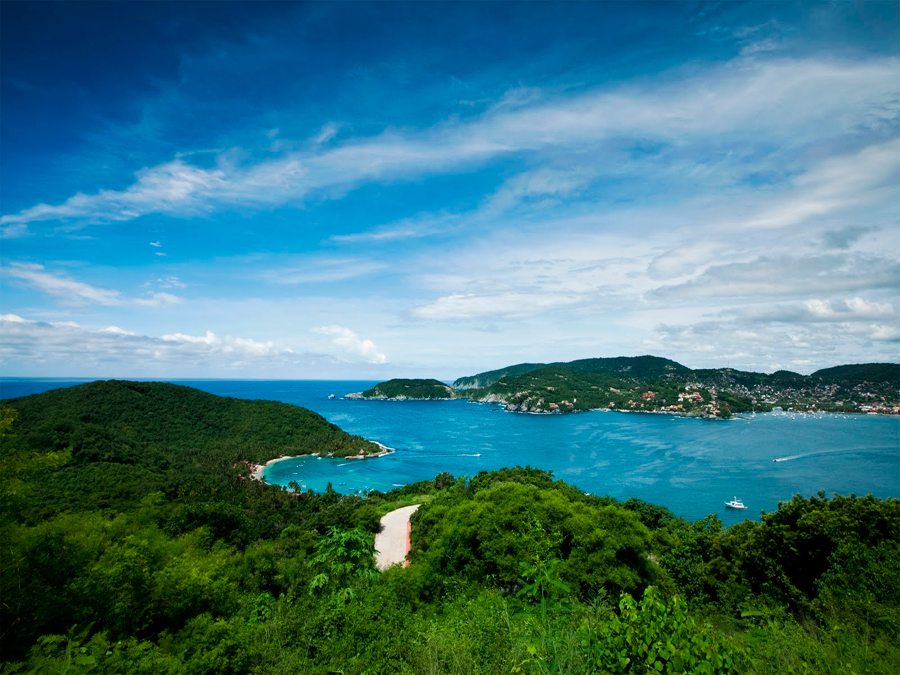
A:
[2,378,898,524]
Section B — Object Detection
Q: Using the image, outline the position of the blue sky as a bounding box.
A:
[1,1,898,379]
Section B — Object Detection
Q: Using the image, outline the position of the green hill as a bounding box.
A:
[0,380,381,521]
[356,378,456,400]
[453,362,549,389]
[812,362,899,385]
[4,380,380,464]
[454,355,692,388]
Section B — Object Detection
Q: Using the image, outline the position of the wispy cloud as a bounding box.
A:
[4,263,184,307]
[329,214,456,244]
[2,56,896,230]
[156,275,186,289]
[135,292,183,307]
[414,291,583,321]
[733,297,896,324]
[739,138,900,230]
[263,257,385,284]
[5,263,122,305]
[651,253,900,301]
[161,330,280,356]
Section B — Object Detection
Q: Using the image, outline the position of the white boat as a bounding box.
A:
[725,497,747,510]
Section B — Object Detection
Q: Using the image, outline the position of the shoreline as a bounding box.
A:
[472,399,899,419]
[250,454,303,482]
[250,441,395,484]
[344,440,396,460]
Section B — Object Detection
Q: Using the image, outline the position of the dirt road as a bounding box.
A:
[374,504,420,570]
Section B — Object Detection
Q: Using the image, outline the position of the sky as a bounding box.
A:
[1,1,898,380]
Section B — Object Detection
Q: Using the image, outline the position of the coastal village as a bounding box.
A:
[355,358,899,419]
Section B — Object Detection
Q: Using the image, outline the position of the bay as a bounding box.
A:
[2,378,897,524]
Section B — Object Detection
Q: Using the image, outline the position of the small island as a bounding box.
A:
[346,378,458,400]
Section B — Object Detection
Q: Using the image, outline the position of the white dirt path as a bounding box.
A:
[374,504,420,571]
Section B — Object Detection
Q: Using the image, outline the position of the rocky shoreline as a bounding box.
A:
[344,392,456,401]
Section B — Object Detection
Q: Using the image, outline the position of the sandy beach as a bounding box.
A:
[250,454,305,482]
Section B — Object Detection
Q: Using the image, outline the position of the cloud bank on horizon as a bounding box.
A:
[1,2,898,378]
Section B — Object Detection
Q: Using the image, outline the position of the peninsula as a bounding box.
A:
[361,356,899,418]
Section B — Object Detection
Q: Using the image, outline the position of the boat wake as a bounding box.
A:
[773,446,894,463]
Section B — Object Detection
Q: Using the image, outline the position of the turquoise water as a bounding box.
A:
[2,378,898,523]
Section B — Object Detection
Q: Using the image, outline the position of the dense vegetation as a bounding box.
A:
[355,379,457,400]
[454,356,699,389]
[1,382,898,673]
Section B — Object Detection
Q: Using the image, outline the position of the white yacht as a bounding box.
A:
[725,497,747,510]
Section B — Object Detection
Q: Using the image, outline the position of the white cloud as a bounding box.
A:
[1,56,896,229]
[0,315,330,376]
[311,325,386,363]
[161,329,279,356]
[735,297,896,324]
[329,214,456,244]
[648,241,726,279]
[4,263,184,308]
[870,325,900,342]
[101,325,136,336]
[263,257,386,284]
[739,38,781,57]
[414,292,582,321]
[157,276,186,289]
[0,223,29,239]
[741,138,900,230]
[150,241,162,247]
[651,254,900,301]
[161,330,219,345]
[0,314,27,323]
[842,297,894,318]
[135,292,184,307]
[5,263,122,305]
[314,122,340,144]
[486,167,597,212]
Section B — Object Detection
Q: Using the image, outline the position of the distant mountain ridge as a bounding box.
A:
[454,356,897,390]
[454,355,688,389]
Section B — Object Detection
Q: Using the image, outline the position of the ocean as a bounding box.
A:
[2,378,898,524]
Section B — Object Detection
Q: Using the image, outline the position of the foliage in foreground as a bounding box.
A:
[1,382,898,674]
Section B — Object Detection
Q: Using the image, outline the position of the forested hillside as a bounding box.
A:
[353,378,457,400]
[450,357,899,416]
[1,383,897,673]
